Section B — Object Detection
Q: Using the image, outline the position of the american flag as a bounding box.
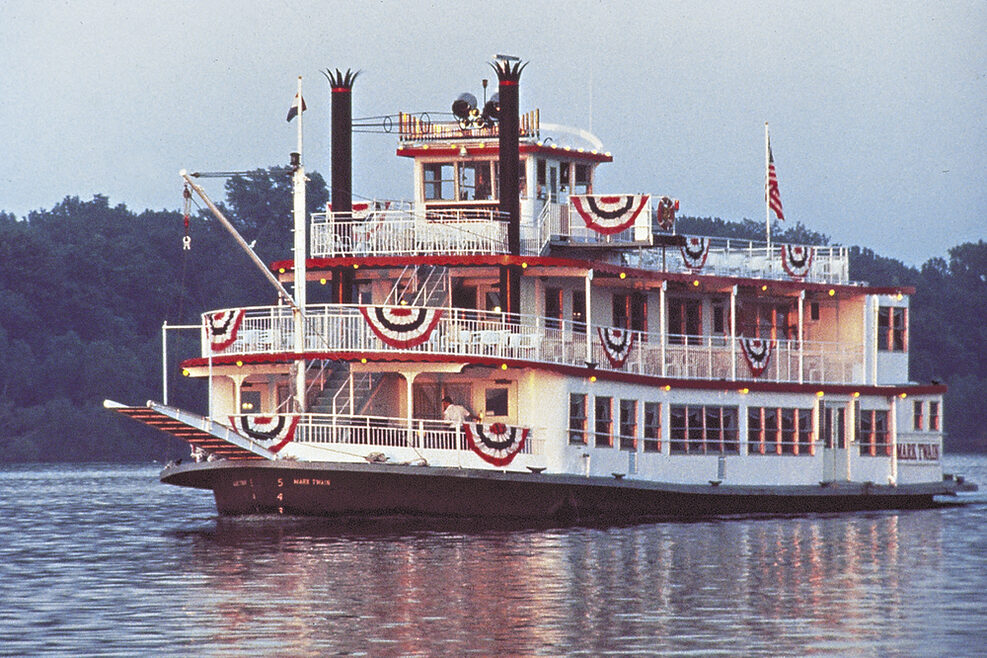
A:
[766,141,784,220]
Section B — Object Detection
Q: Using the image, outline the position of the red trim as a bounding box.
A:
[331,87,351,93]
[273,254,914,297]
[396,144,613,162]
[498,80,518,86]
[181,350,945,397]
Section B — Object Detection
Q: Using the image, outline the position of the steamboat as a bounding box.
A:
[107,59,974,519]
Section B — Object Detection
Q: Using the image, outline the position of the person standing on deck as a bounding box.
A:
[442,396,472,426]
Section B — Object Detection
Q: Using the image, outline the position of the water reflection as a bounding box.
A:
[172,509,951,655]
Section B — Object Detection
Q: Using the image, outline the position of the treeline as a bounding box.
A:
[0,179,982,461]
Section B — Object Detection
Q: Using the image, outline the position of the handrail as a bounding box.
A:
[201,303,865,385]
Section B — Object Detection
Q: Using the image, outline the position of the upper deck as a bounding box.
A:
[310,204,850,285]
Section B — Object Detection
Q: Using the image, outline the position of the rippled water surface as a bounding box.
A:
[1,456,985,656]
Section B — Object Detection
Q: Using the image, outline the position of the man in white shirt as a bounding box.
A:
[442,396,472,426]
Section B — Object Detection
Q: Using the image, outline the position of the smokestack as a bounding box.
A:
[325,68,358,217]
[492,58,526,317]
[324,68,359,303]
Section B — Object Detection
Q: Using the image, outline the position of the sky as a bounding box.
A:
[1,0,983,266]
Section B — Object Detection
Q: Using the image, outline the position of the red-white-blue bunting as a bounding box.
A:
[571,195,650,235]
[740,337,774,378]
[598,327,635,368]
[781,245,814,280]
[360,306,444,349]
[680,237,710,271]
[206,309,245,351]
[463,422,529,466]
[229,414,299,453]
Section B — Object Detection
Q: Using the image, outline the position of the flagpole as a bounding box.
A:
[292,76,307,412]
[765,121,771,254]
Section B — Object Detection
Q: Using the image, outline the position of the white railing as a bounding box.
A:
[203,304,864,385]
[311,208,510,257]
[228,412,543,456]
[309,203,849,284]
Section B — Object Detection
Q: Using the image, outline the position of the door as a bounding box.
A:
[821,404,849,482]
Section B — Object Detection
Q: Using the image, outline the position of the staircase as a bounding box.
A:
[384,264,449,307]
[309,362,381,416]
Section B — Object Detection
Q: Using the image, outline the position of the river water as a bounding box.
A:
[1,455,984,656]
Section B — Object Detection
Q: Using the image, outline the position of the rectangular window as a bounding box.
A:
[574,164,591,194]
[859,409,891,456]
[594,396,612,447]
[611,292,647,334]
[643,402,661,452]
[749,407,815,456]
[572,290,586,334]
[619,399,637,451]
[459,161,493,200]
[810,302,820,321]
[568,393,587,444]
[423,162,455,200]
[670,405,739,454]
[878,306,908,352]
[485,388,508,417]
[913,400,924,431]
[929,401,940,431]
[545,287,563,330]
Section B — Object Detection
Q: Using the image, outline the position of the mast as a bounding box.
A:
[292,76,307,412]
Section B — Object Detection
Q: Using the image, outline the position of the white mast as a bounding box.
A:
[292,76,307,412]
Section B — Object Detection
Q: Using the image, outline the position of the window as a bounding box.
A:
[559,161,571,192]
[668,298,701,345]
[572,290,586,334]
[643,402,661,452]
[858,409,890,456]
[458,161,493,200]
[913,400,924,431]
[569,393,587,444]
[613,293,647,334]
[748,407,814,455]
[740,302,796,341]
[574,164,591,194]
[929,401,940,431]
[619,399,637,451]
[423,162,455,200]
[594,396,613,447]
[711,301,726,336]
[485,388,508,417]
[536,159,547,199]
[545,287,563,330]
[669,405,739,454]
[240,390,261,413]
[810,302,820,321]
[878,306,908,352]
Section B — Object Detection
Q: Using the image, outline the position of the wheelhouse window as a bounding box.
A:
[747,407,814,455]
[423,162,455,200]
[594,396,613,447]
[574,164,591,194]
[913,400,924,431]
[858,409,890,456]
[458,161,494,200]
[878,306,907,352]
[569,393,587,444]
[929,401,940,431]
[669,405,738,454]
[618,399,637,451]
[643,402,661,452]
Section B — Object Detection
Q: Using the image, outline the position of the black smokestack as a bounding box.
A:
[324,68,358,217]
[492,59,526,317]
[324,68,358,303]
[492,59,525,254]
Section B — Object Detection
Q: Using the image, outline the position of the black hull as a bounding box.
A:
[160,460,964,521]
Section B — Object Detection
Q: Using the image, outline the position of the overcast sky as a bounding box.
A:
[1,0,983,265]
